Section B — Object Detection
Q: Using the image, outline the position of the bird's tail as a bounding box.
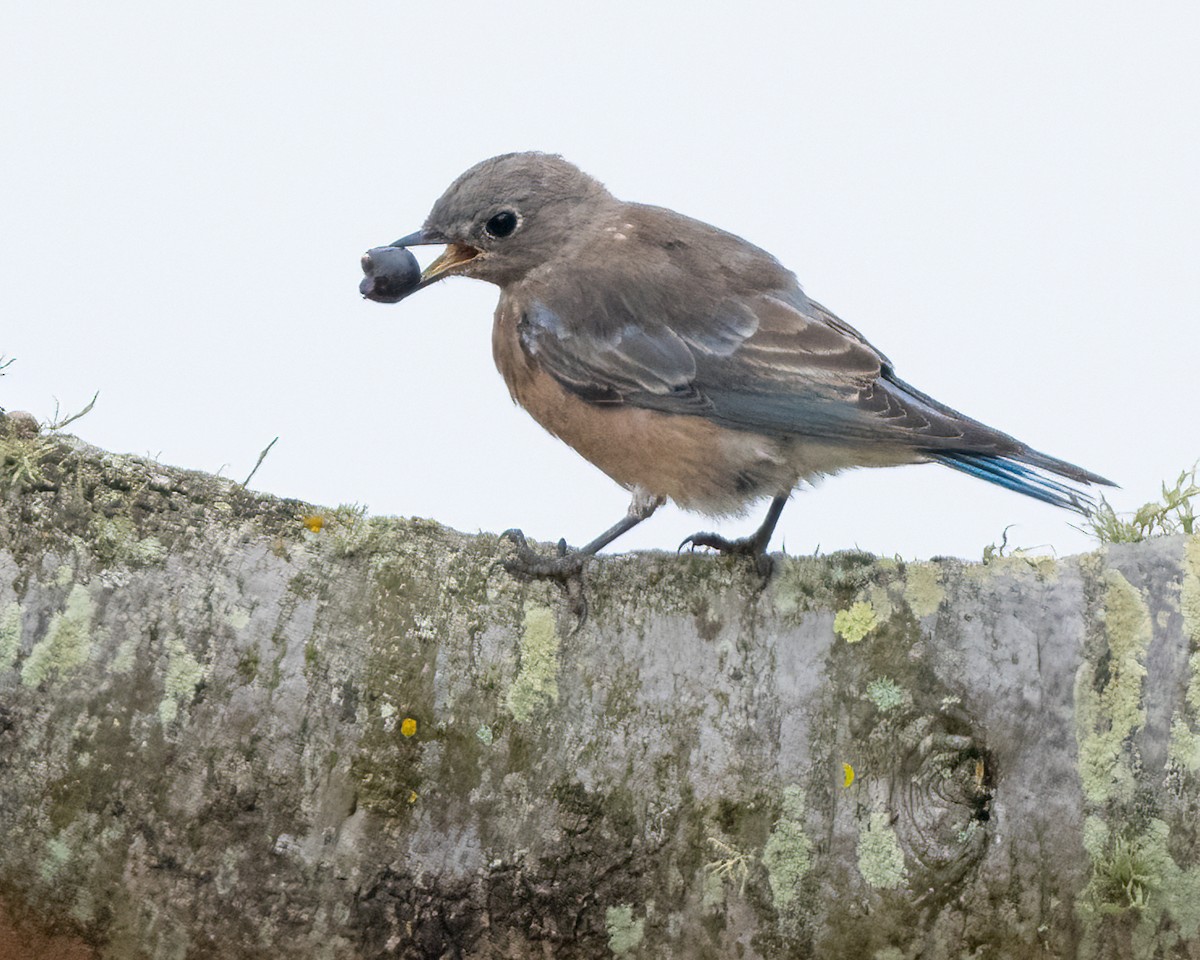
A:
[928,449,1116,515]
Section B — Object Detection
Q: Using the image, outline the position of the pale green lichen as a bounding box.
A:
[605,904,645,956]
[833,601,878,644]
[762,785,813,918]
[225,606,251,631]
[505,604,560,723]
[159,633,204,724]
[21,584,94,687]
[1075,570,1152,806]
[857,811,906,890]
[865,676,907,713]
[1167,541,1200,771]
[326,503,376,557]
[700,867,726,910]
[0,601,21,672]
[865,583,895,623]
[903,563,944,617]
[39,836,72,882]
[1070,566,1200,956]
[1167,716,1200,773]
[1183,538,1200,713]
[475,724,494,746]
[91,516,166,566]
[110,636,138,674]
[1131,821,1200,949]
[1082,814,1110,860]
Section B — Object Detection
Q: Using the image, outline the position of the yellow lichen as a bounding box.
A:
[833,601,878,644]
[401,717,417,738]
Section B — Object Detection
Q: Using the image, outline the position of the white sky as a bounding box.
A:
[3,3,1197,561]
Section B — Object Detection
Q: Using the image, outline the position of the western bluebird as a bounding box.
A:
[361,152,1113,577]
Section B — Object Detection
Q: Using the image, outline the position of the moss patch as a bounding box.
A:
[771,550,879,618]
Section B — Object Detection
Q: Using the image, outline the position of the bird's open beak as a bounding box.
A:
[393,230,480,285]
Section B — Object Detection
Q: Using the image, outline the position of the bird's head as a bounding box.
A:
[387,152,611,292]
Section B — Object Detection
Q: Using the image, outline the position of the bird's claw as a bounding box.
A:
[678,531,774,578]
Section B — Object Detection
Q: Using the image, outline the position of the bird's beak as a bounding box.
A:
[392,230,481,286]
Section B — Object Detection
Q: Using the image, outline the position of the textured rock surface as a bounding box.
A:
[1,420,1199,959]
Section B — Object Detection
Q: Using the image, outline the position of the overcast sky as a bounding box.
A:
[3,3,1196,561]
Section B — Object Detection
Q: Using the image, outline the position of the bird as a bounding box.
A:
[362,152,1113,577]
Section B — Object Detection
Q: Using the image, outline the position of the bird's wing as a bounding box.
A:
[518,279,1002,450]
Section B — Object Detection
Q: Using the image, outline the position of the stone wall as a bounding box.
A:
[1,420,1198,959]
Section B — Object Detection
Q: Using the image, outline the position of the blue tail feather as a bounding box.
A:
[930,451,1097,515]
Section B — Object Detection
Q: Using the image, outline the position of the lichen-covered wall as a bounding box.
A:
[1,421,1198,959]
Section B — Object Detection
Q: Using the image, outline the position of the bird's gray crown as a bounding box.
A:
[429,152,608,223]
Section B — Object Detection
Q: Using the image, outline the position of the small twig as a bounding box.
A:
[0,355,14,375]
[46,391,99,431]
[242,436,279,487]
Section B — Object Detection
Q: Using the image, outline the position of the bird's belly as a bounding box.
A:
[508,364,798,516]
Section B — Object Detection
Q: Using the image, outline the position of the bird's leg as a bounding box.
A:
[501,488,664,581]
[679,494,788,576]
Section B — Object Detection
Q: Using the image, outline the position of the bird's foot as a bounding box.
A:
[499,529,590,623]
[500,529,589,579]
[679,530,774,578]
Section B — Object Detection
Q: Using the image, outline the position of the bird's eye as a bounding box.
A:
[484,210,519,239]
